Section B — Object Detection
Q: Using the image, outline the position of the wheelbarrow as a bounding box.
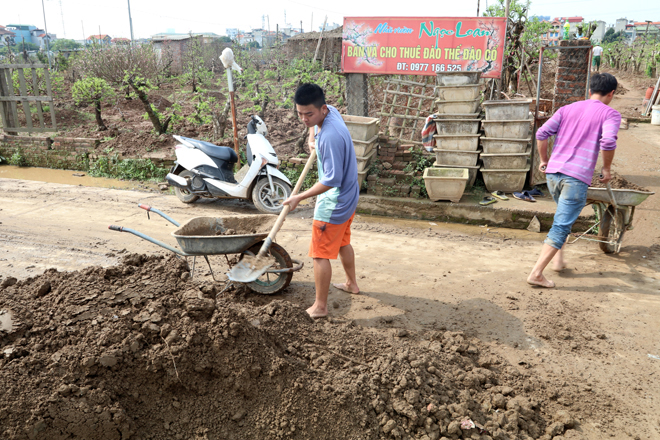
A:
[108,204,303,294]
[569,185,654,254]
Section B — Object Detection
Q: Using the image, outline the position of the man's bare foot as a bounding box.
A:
[552,262,567,272]
[526,274,555,288]
[306,305,328,319]
[332,283,360,294]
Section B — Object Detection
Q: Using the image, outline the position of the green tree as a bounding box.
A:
[484,0,550,95]
[72,77,116,131]
[602,29,624,44]
[51,39,82,51]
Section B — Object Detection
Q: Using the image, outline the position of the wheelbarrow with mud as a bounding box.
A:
[570,185,654,254]
[108,204,302,294]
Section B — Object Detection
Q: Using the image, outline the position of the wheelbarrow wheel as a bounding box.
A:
[175,170,199,204]
[240,241,293,294]
[598,207,625,254]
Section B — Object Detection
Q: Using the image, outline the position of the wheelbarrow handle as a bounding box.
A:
[136,204,181,227]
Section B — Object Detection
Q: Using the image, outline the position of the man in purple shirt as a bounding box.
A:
[527,73,621,288]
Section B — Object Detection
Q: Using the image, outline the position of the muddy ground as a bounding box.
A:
[1,121,660,439]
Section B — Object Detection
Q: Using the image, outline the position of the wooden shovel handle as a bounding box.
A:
[258,149,317,257]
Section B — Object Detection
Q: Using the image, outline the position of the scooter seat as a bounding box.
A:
[180,136,238,163]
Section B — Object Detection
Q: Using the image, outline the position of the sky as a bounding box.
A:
[4,0,659,40]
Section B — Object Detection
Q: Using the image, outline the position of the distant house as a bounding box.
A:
[151,32,229,73]
[0,25,16,46]
[627,21,660,42]
[541,19,562,46]
[4,24,55,48]
[87,34,112,45]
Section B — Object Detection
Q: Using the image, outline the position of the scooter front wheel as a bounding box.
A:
[174,170,200,204]
[252,177,291,214]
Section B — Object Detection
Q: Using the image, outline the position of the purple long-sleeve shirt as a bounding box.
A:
[536,99,621,185]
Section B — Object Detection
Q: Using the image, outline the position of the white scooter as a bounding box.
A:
[165,115,292,214]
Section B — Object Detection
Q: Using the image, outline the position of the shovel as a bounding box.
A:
[227,148,317,283]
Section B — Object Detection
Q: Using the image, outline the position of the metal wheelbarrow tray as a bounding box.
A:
[586,188,654,207]
[109,204,302,294]
[171,216,274,255]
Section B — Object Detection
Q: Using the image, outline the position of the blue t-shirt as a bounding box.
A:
[314,105,359,224]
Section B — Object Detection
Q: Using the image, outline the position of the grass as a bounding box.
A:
[88,154,168,181]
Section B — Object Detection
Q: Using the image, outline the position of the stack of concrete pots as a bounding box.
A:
[342,115,379,188]
[480,99,533,192]
[431,71,484,191]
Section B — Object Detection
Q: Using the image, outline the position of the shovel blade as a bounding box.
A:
[226,255,275,283]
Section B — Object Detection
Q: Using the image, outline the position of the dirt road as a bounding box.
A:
[1,123,660,439]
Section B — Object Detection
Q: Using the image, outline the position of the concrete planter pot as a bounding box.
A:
[480,137,531,154]
[434,112,481,120]
[433,149,481,167]
[434,134,481,151]
[480,151,531,169]
[423,167,469,202]
[435,84,483,100]
[481,166,530,192]
[353,134,378,157]
[342,115,379,141]
[434,118,481,135]
[435,98,482,114]
[482,99,532,120]
[358,170,367,188]
[433,163,480,189]
[356,149,377,172]
[482,119,532,139]
[436,71,482,86]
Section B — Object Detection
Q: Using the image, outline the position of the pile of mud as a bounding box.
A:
[1,255,580,440]
[590,172,649,191]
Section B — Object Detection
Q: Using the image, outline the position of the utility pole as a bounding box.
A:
[81,20,85,44]
[497,0,512,98]
[476,0,480,17]
[127,0,135,43]
[300,20,303,35]
[40,0,51,68]
[311,13,313,32]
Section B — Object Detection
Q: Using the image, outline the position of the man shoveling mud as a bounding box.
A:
[283,83,360,318]
[527,73,621,288]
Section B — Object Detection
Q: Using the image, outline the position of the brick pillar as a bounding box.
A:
[552,40,591,113]
[346,73,369,116]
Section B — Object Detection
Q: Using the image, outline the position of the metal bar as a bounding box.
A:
[585,48,593,100]
[376,112,426,121]
[0,64,48,69]
[0,96,53,102]
[30,69,45,129]
[108,225,190,256]
[0,126,57,133]
[265,259,304,274]
[386,89,434,99]
[541,45,593,50]
[16,69,34,131]
[42,68,57,130]
[138,204,181,226]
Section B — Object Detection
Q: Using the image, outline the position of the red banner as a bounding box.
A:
[341,17,506,78]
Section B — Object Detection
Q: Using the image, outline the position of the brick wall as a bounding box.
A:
[364,136,432,199]
[0,135,100,170]
[552,40,591,112]
[284,37,342,70]
[0,135,174,170]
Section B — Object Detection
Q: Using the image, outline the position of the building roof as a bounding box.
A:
[287,25,342,40]
[151,32,222,41]
[87,34,111,40]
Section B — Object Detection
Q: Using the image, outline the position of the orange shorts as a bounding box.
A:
[309,213,355,260]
